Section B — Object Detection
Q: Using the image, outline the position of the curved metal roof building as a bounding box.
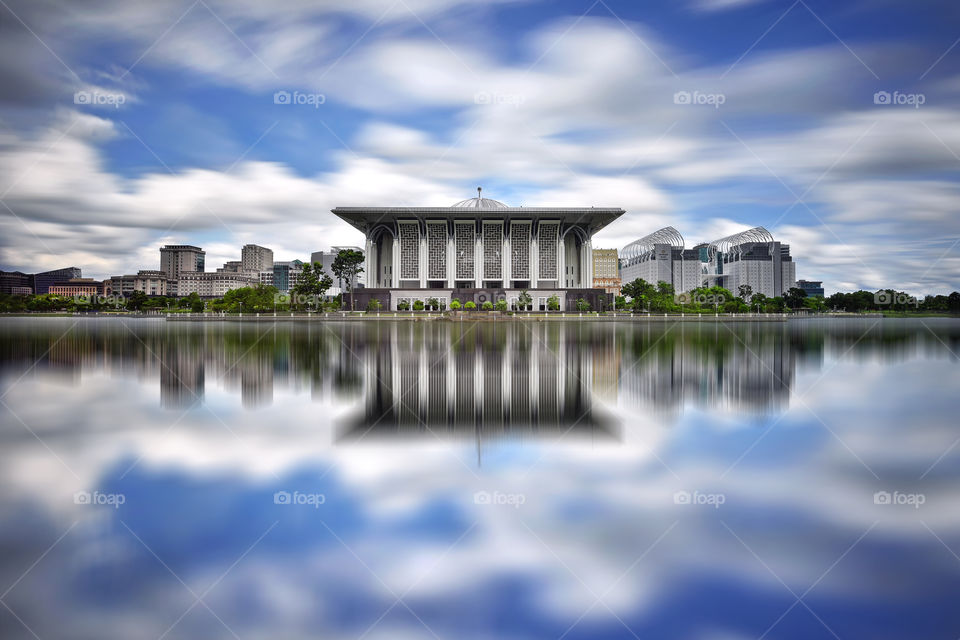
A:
[621,226,685,262]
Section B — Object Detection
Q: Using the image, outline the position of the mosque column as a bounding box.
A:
[530,224,539,288]
[503,226,511,289]
[474,223,482,288]
[446,223,455,288]
[419,223,427,288]
[391,233,400,289]
[364,236,374,287]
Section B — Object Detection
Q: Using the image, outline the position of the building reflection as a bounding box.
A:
[4,318,956,428]
[337,323,612,440]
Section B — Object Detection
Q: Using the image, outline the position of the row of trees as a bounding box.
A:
[825,290,960,313]
[616,279,817,314]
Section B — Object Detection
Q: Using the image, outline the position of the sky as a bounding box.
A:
[0,0,958,295]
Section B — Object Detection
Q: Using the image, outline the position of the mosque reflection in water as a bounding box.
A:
[2,318,957,431]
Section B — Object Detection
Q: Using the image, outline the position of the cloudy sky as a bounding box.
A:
[0,0,958,294]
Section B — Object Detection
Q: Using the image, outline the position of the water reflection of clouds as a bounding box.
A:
[2,318,960,638]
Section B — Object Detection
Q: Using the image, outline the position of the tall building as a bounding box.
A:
[621,226,797,298]
[797,279,824,297]
[331,189,623,311]
[241,244,274,273]
[620,227,702,294]
[273,260,304,293]
[0,271,34,295]
[702,227,796,298]
[592,248,622,294]
[33,267,82,295]
[160,245,205,279]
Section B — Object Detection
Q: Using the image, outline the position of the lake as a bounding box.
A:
[0,316,958,639]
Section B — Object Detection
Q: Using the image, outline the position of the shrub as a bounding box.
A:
[495,299,508,312]
[464,301,477,310]
[450,299,461,310]
[397,300,410,311]
[547,295,560,311]
[413,300,425,311]
[576,298,591,312]
[366,299,382,312]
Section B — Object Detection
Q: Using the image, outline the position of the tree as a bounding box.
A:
[518,290,533,311]
[576,298,591,312]
[190,297,204,313]
[293,262,333,310]
[413,300,425,311]
[126,290,148,311]
[495,299,508,312]
[366,299,382,312]
[450,299,462,310]
[331,249,365,311]
[615,295,626,310]
[803,296,826,312]
[750,292,768,312]
[482,301,494,311]
[547,295,560,311]
[737,284,753,302]
[785,287,807,310]
[427,297,440,311]
[464,301,477,310]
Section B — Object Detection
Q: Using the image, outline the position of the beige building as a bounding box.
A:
[49,278,105,297]
[592,248,621,294]
[241,244,274,273]
[160,245,205,279]
[176,271,257,298]
[106,270,170,297]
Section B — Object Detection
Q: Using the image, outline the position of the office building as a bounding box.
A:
[33,267,82,295]
[160,245,205,280]
[797,279,824,297]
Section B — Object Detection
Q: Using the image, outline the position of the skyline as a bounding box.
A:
[1,0,959,293]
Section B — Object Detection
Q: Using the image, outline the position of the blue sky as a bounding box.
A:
[0,0,958,293]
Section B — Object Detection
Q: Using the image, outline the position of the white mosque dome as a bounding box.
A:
[451,187,508,209]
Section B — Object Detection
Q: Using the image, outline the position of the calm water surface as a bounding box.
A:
[1,317,959,639]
